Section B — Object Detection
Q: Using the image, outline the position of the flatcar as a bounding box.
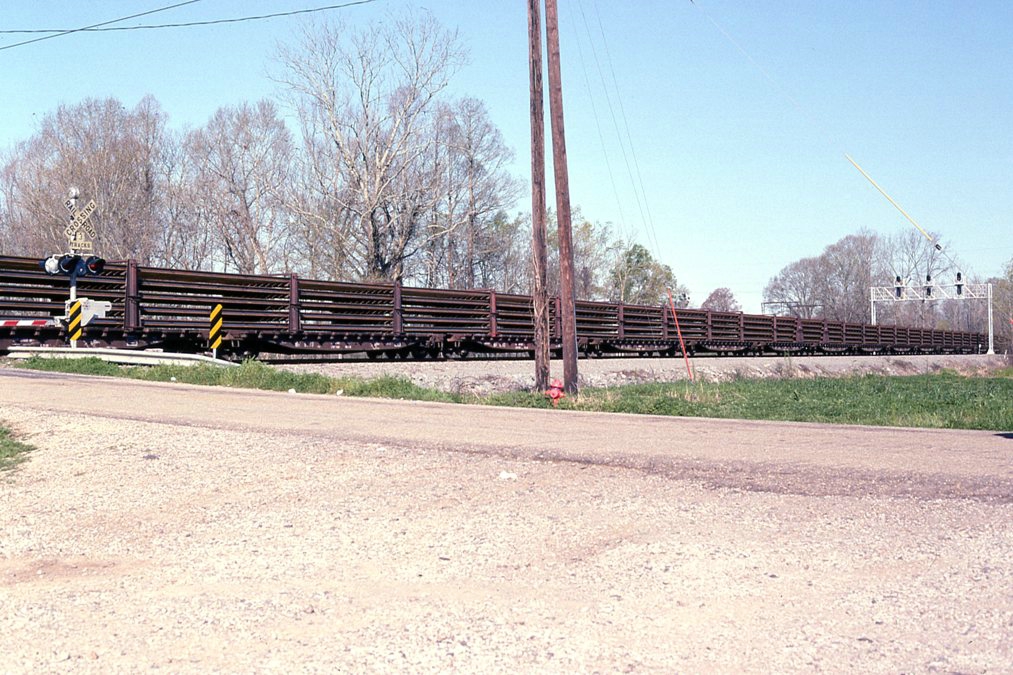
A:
[0,255,990,359]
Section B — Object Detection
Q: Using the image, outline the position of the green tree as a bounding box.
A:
[543,208,619,300]
[608,243,686,306]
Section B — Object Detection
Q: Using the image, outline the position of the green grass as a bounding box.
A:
[17,355,122,377]
[132,360,461,402]
[0,425,34,473]
[552,373,1013,431]
[15,356,464,402]
[14,356,1013,431]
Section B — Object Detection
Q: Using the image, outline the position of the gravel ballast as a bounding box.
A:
[276,353,1010,395]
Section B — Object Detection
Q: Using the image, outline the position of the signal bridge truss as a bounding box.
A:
[870,282,994,354]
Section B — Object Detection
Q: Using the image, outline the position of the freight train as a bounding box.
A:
[0,255,991,359]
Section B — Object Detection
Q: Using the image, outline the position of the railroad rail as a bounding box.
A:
[0,255,992,359]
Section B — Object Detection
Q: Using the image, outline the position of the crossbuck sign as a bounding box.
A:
[64,198,97,252]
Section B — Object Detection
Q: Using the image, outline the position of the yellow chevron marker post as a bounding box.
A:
[209,303,223,357]
[67,300,83,346]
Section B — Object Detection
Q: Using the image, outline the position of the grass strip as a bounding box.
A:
[539,373,1013,431]
[15,356,462,402]
[13,356,1013,431]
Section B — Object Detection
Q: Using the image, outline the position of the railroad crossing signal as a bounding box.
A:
[40,254,105,281]
[209,304,223,353]
[40,192,107,347]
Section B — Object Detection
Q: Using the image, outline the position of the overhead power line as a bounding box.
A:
[567,5,629,241]
[0,1,378,50]
[569,0,663,260]
[0,0,203,52]
[586,0,662,259]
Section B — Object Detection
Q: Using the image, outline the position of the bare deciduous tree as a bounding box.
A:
[762,229,980,330]
[542,209,622,300]
[819,233,883,323]
[183,101,296,274]
[763,255,830,319]
[414,98,522,288]
[700,287,742,313]
[0,96,170,262]
[765,232,882,322]
[155,129,217,270]
[476,211,531,293]
[276,11,467,282]
[450,98,521,287]
[993,258,1013,351]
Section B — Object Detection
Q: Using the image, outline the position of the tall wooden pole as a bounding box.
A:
[544,0,578,394]
[527,0,550,391]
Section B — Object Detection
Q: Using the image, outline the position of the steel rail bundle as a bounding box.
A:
[0,255,990,359]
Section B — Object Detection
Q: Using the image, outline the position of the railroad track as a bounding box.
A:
[0,255,993,360]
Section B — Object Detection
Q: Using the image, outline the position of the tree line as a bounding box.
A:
[763,229,1013,346]
[0,11,686,308]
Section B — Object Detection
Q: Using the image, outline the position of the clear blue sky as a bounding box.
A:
[2,1,1010,312]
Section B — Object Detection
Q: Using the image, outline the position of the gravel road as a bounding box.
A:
[2,364,1012,673]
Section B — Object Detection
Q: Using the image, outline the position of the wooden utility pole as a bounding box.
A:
[544,0,578,394]
[527,0,550,391]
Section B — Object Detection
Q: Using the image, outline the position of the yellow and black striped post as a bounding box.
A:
[67,300,83,347]
[209,303,223,356]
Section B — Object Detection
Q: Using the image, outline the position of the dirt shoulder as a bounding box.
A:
[1,373,1011,673]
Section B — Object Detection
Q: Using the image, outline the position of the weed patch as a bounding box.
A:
[18,355,121,377]
[0,425,34,473]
